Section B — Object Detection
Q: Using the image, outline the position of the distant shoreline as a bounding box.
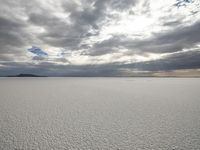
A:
[1,74,200,78]
[6,74,47,77]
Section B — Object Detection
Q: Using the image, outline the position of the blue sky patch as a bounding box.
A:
[28,46,48,57]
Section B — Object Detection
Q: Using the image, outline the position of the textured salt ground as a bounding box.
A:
[0,78,200,150]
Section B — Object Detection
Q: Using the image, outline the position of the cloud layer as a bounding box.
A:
[0,0,200,76]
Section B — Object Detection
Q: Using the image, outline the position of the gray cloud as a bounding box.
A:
[162,20,182,26]
[1,49,200,76]
[149,21,200,53]
[89,20,200,56]
[174,0,193,8]
[31,0,138,49]
[0,16,27,52]
[124,50,200,71]
[108,0,138,10]
[0,0,200,76]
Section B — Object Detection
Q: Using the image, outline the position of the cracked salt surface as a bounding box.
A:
[0,77,200,150]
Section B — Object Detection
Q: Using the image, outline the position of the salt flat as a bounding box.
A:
[0,78,200,150]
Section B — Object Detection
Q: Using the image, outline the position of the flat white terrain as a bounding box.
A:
[0,78,200,150]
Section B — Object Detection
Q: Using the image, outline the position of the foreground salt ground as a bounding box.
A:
[0,78,200,150]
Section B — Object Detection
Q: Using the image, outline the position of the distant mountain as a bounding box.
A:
[7,74,47,77]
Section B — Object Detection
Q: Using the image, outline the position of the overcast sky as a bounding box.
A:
[0,0,200,76]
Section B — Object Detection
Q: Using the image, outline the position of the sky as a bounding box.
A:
[0,0,200,76]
